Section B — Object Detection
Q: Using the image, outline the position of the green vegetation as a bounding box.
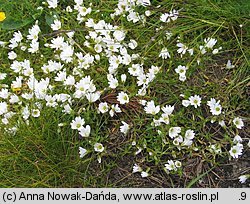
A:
[0,0,249,187]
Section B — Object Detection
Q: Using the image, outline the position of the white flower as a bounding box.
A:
[128,64,143,77]
[175,161,182,168]
[64,75,75,86]
[0,73,7,80]
[117,91,129,104]
[169,9,179,21]
[139,100,147,106]
[128,39,138,49]
[45,95,57,107]
[160,13,169,23]
[135,147,142,155]
[248,140,250,148]
[121,74,127,83]
[79,125,91,137]
[8,51,17,60]
[97,156,102,163]
[185,129,195,140]
[160,10,179,23]
[162,105,174,115]
[209,144,222,154]
[169,127,181,139]
[175,65,188,82]
[13,31,23,42]
[148,65,160,75]
[98,102,109,113]
[67,30,74,38]
[137,0,151,7]
[131,141,136,146]
[177,43,188,56]
[94,143,104,153]
[127,11,140,23]
[188,48,194,55]
[120,121,130,134]
[207,98,222,115]
[153,118,162,127]
[182,139,193,146]
[144,100,160,115]
[47,0,58,8]
[226,60,235,69]
[113,30,126,42]
[60,45,74,63]
[178,74,186,82]
[79,147,87,158]
[229,143,243,159]
[212,49,219,54]
[0,89,9,99]
[27,23,40,41]
[173,136,183,146]
[63,104,72,114]
[9,94,20,104]
[86,92,100,103]
[28,40,39,53]
[233,135,242,144]
[182,100,190,107]
[165,160,177,171]
[94,44,102,53]
[22,106,30,120]
[141,171,149,178]
[238,175,248,184]
[78,6,92,17]
[109,104,122,117]
[159,113,170,125]
[137,74,148,87]
[132,164,142,173]
[0,41,7,47]
[108,77,119,89]
[31,109,40,117]
[175,65,187,75]
[204,38,217,49]
[66,6,73,12]
[51,19,61,31]
[233,117,244,129]
[0,102,8,115]
[219,120,226,127]
[74,0,83,7]
[210,103,222,116]
[207,98,216,107]
[145,10,151,16]
[199,45,207,54]
[159,48,170,59]
[70,116,85,130]
[50,36,65,50]
[189,95,202,108]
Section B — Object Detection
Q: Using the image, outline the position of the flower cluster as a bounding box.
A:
[207,98,222,116]
[0,0,248,182]
[132,163,150,178]
[111,0,151,23]
[160,10,179,23]
[164,160,182,172]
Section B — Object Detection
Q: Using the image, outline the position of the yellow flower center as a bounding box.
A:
[0,12,6,22]
[11,85,21,93]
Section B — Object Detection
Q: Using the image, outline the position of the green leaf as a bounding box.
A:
[2,17,34,30]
